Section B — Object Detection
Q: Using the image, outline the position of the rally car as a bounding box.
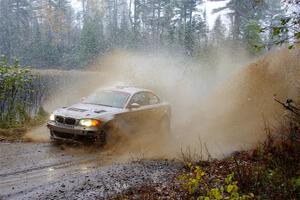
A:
[47,86,171,146]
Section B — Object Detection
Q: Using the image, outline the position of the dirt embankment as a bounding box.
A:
[183,47,300,157]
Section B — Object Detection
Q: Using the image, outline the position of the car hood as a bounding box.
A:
[53,103,123,119]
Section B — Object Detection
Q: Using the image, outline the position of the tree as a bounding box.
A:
[213,0,267,40]
[0,0,34,61]
[211,15,226,46]
[265,0,300,48]
[118,9,132,47]
[77,17,102,66]
[243,20,263,53]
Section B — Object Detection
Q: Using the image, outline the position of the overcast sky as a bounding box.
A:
[201,0,230,29]
[71,0,81,11]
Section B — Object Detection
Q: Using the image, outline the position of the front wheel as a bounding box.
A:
[94,130,107,147]
[49,131,62,145]
[94,122,123,147]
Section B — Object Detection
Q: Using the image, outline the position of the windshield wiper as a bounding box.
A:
[99,104,114,107]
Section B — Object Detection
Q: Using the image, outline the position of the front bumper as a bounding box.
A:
[47,121,100,142]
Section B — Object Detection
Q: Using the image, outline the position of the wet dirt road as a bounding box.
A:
[0,142,181,200]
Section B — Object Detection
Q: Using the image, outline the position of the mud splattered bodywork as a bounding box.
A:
[47,86,171,145]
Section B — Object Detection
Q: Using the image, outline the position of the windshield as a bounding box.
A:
[83,90,130,108]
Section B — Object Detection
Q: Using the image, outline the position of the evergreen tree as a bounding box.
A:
[77,17,101,66]
[211,15,226,46]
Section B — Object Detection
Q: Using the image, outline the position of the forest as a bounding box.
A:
[0,0,298,69]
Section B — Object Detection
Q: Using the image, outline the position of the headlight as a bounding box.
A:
[50,114,55,121]
[79,119,101,127]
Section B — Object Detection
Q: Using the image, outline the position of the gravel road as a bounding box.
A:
[0,142,181,200]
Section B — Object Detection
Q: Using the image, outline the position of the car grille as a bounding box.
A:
[53,131,96,142]
[55,116,64,123]
[53,131,74,139]
[65,117,76,125]
[55,116,76,125]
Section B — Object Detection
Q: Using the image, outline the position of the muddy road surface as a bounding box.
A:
[0,142,181,200]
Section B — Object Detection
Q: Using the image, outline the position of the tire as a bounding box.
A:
[94,122,122,147]
[49,131,61,145]
[50,139,61,146]
[94,130,107,147]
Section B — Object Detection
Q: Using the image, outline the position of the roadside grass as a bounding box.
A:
[0,56,48,142]
[0,107,48,142]
[177,98,300,200]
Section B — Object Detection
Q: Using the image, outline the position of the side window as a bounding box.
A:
[130,92,149,106]
[147,93,160,105]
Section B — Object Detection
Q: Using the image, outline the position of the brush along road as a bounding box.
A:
[47,86,171,146]
[0,142,181,199]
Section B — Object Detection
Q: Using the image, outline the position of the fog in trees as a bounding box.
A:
[0,0,296,68]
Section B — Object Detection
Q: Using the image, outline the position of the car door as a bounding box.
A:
[126,92,151,133]
[113,92,149,134]
[114,91,168,134]
[146,92,162,122]
[142,92,169,128]
[126,91,167,133]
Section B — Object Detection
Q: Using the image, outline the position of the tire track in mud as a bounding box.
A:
[0,159,98,197]
[0,142,116,199]
[0,142,181,200]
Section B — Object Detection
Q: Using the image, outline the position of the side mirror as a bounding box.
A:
[129,103,140,109]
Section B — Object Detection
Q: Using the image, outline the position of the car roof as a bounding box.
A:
[105,86,153,95]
